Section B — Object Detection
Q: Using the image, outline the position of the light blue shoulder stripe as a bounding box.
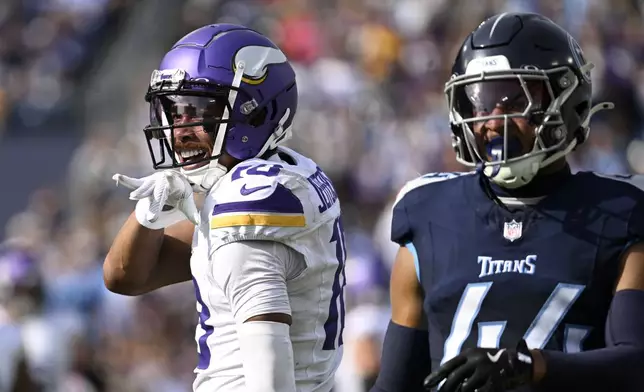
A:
[393,172,474,207]
[395,173,474,281]
[405,242,420,282]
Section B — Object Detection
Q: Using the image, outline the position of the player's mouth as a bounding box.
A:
[177,148,211,170]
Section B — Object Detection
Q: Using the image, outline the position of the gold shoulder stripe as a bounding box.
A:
[210,213,306,229]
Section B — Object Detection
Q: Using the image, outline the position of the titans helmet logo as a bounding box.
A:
[568,34,591,84]
[232,46,288,85]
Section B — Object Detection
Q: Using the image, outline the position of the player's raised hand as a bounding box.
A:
[424,340,534,392]
[113,170,200,228]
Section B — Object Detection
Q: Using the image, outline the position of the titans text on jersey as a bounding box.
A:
[392,171,644,370]
[477,255,536,278]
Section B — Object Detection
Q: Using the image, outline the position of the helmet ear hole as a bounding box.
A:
[573,100,591,143]
[575,100,590,120]
[248,107,267,127]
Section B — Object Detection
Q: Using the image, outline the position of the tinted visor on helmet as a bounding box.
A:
[458,79,550,119]
[144,92,231,170]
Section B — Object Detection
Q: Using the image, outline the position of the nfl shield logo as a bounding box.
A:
[503,220,523,242]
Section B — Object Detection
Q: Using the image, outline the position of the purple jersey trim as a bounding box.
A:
[212,183,304,216]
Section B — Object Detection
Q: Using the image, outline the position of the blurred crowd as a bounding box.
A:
[0,0,131,135]
[3,0,644,391]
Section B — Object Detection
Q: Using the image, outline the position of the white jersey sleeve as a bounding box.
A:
[211,240,306,323]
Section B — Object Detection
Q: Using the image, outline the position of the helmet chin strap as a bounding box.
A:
[484,100,614,189]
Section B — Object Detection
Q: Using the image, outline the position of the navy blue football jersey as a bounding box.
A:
[391,170,644,371]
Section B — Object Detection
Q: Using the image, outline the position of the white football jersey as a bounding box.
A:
[190,147,346,392]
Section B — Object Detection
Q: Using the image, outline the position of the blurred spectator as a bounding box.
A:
[0,0,131,133]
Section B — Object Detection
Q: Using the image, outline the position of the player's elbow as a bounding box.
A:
[103,268,139,296]
[102,256,146,296]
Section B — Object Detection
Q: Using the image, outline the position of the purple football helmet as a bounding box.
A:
[144,24,298,191]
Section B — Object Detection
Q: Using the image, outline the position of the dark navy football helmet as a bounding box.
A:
[445,13,613,188]
[144,24,298,191]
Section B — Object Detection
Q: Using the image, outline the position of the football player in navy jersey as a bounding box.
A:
[371,12,644,392]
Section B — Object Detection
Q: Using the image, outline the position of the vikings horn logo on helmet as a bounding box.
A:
[233,46,288,85]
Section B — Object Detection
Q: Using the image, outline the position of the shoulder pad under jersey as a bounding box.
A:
[207,155,340,251]
[591,173,644,239]
[393,172,474,207]
[391,171,473,245]
[591,173,644,192]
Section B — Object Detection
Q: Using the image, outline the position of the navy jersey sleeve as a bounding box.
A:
[391,173,460,245]
[593,173,644,243]
[390,173,467,246]
[391,196,413,245]
[628,198,644,242]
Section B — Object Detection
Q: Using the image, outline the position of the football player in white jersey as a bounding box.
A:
[103,24,346,392]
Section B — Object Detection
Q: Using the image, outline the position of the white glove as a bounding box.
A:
[113,170,201,229]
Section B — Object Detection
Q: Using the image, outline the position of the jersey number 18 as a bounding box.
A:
[192,216,347,370]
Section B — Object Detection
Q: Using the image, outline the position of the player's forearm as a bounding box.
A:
[239,321,297,392]
[534,289,644,391]
[103,212,165,295]
[370,322,430,392]
[533,346,644,391]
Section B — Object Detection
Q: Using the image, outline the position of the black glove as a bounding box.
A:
[424,340,534,392]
